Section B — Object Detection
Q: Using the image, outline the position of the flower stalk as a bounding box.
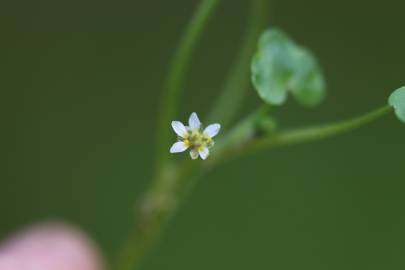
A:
[156,0,220,169]
[207,105,392,166]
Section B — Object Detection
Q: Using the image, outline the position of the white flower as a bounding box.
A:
[170,112,221,160]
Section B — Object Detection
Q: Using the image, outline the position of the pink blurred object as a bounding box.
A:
[0,223,105,270]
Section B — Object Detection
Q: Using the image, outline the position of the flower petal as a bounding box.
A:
[203,123,221,138]
[170,142,188,153]
[171,121,188,138]
[198,147,209,160]
[188,112,201,130]
[189,149,199,160]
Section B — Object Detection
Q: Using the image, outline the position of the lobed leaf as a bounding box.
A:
[251,29,326,107]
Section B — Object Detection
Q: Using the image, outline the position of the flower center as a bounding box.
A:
[183,129,213,149]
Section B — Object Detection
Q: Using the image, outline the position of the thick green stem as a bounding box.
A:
[114,1,220,270]
[113,162,199,270]
[156,0,220,169]
[207,0,269,129]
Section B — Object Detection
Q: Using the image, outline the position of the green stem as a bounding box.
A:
[114,2,220,270]
[156,0,220,168]
[209,105,392,164]
[211,105,271,155]
[113,162,199,270]
[207,0,269,129]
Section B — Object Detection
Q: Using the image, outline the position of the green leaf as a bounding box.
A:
[251,29,326,106]
[388,86,405,123]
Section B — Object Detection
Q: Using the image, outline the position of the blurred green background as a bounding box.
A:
[2,0,405,269]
